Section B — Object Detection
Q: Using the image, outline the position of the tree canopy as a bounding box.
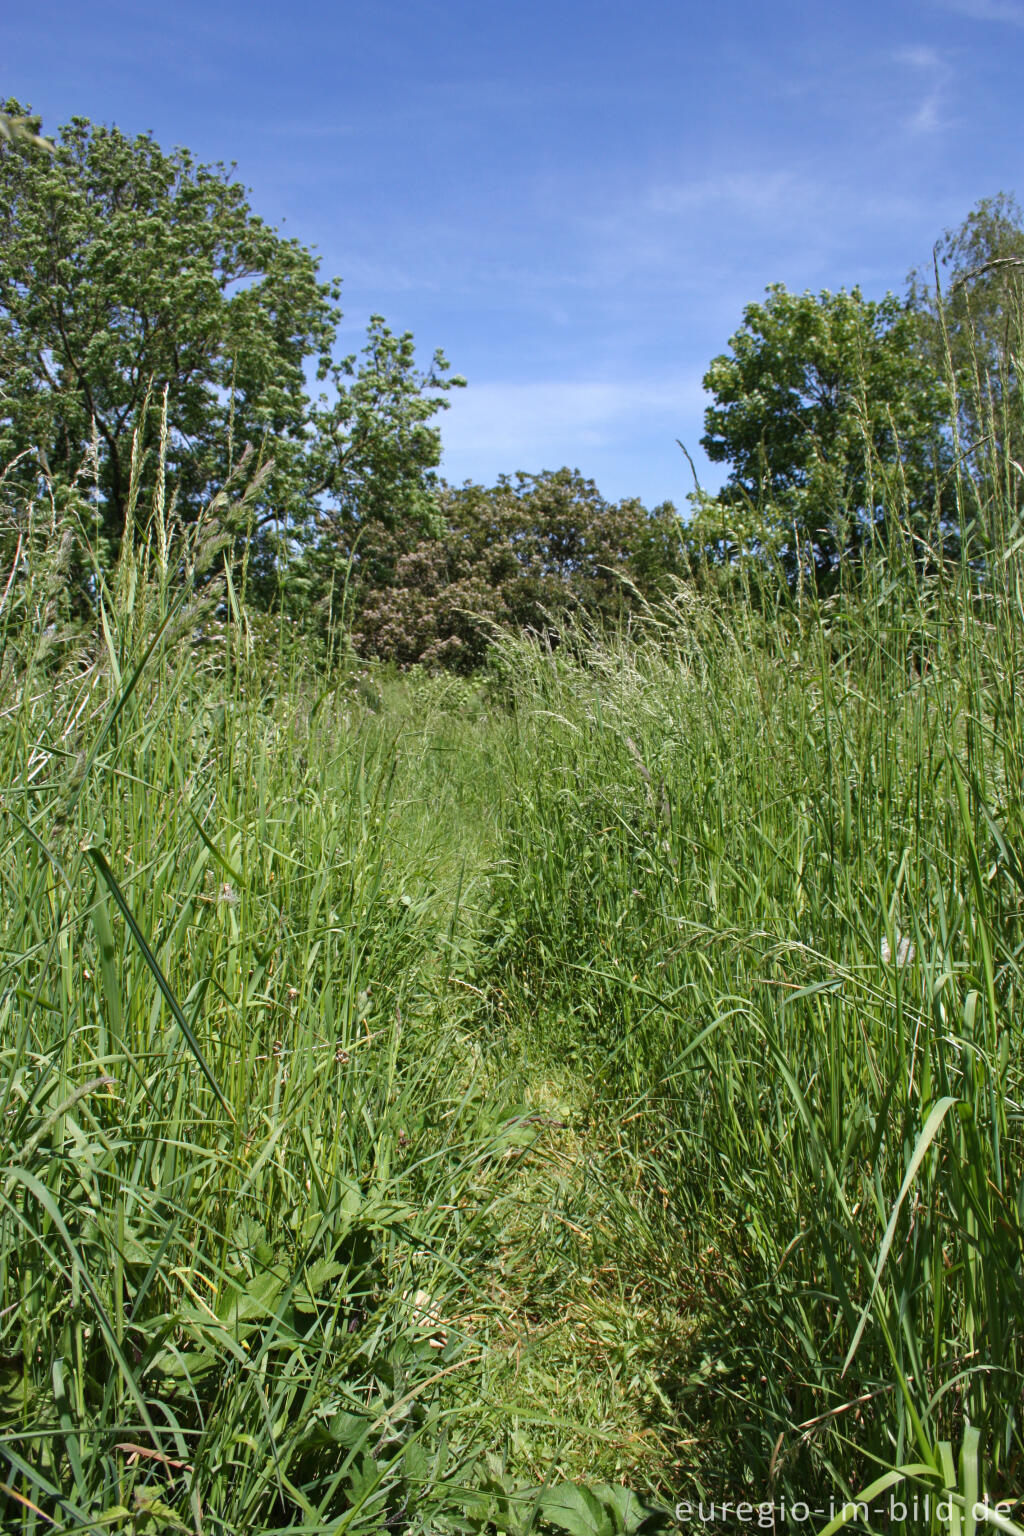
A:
[352,468,686,671]
[696,284,949,588]
[0,103,460,600]
[909,193,1024,511]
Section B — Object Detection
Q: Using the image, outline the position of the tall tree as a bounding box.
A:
[0,104,459,599]
[697,285,949,589]
[296,319,462,617]
[909,193,1024,512]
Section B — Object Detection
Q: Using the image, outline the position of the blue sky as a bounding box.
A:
[4,0,1022,508]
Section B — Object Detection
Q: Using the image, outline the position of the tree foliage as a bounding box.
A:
[0,103,459,599]
[0,106,53,153]
[910,193,1024,508]
[351,468,685,670]
[697,285,949,588]
[295,320,462,617]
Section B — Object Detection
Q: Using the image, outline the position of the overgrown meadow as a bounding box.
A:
[2,369,1024,1535]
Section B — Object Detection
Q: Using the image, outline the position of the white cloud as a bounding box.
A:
[893,46,953,134]
[896,44,945,67]
[439,376,707,473]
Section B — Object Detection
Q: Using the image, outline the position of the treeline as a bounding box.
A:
[2,101,1022,668]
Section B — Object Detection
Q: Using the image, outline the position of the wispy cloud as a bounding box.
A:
[935,0,1024,22]
[894,46,952,134]
[440,376,707,476]
[570,163,935,308]
[644,170,808,219]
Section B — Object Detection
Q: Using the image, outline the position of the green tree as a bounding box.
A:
[352,468,685,670]
[0,104,459,601]
[698,285,949,589]
[0,106,53,153]
[295,319,463,620]
[909,194,1024,511]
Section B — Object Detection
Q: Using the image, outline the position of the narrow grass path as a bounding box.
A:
[377,672,694,1504]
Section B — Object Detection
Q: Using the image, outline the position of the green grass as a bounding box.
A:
[3,382,1024,1532]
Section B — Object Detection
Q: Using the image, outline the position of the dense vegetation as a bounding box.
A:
[2,103,1024,1533]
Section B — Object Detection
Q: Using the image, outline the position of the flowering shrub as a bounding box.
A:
[350,467,686,670]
